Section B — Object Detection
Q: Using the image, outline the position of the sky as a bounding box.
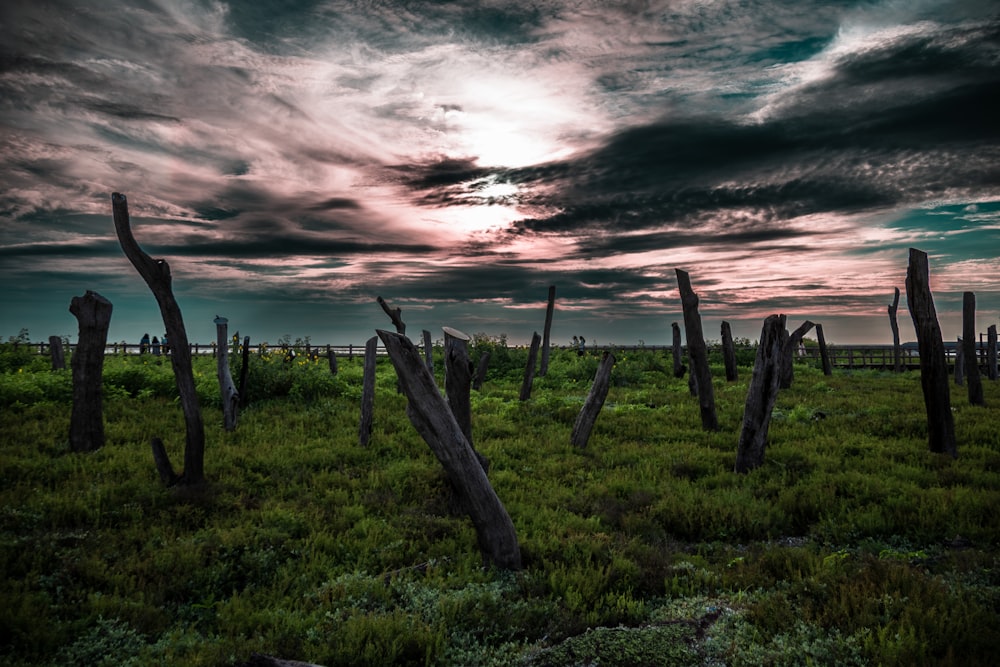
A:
[1,0,999,348]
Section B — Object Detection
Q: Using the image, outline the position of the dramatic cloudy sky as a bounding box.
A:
[2,0,998,347]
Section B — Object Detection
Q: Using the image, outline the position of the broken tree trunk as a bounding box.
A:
[376,329,522,570]
[675,269,718,430]
[671,322,685,378]
[888,287,903,372]
[780,320,815,389]
[988,325,998,381]
[214,317,239,431]
[68,290,113,452]
[519,332,541,401]
[444,327,488,472]
[473,351,491,391]
[422,329,434,375]
[962,292,985,406]
[540,285,556,376]
[721,320,738,382]
[376,296,406,334]
[112,192,206,485]
[359,336,378,447]
[905,248,957,457]
[570,350,616,448]
[815,323,833,376]
[48,335,65,370]
[238,336,251,407]
[734,314,784,473]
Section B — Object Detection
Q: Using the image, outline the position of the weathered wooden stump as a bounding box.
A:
[519,332,541,401]
[962,292,985,406]
[214,317,239,431]
[671,322,685,378]
[422,329,434,375]
[444,327,488,472]
[377,330,522,570]
[571,350,616,449]
[69,291,112,452]
[112,192,206,485]
[721,320,738,382]
[955,337,965,386]
[675,269,717,430]
[359,336,378,447]
[815,323,832,376]
[473,351,491,391]
[327,344,338,375]
[48,335,65,370]
[987,325,998,381]
[905,248,956,457]
[734,314,783,473]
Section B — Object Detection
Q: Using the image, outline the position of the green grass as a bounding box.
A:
[1,344,998,666]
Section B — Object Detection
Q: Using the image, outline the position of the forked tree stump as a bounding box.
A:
[112,192,206,485]
[905,248,957,457]
[734,314,784,473]
[69,291,113,452]
[962,292,985,406]
[675,269,717,430]
[377,329,522,570]
[571,350,616,448]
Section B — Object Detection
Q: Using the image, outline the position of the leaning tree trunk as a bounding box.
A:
[734,314,784,473]
[377,329,522,570]
[962,292,985,406]
[888,287,903,372]
[905,248,957,457]
[671,322,685,378]
[675,269,718,430]
[815,323,833,376]
[214,317,239,431]
[519,332,541,401]
[780,320,814,389]
[721,320,738,382]
[988,324,998,381]
[48,335,65,370]
[112,192,206,485]
[540,285,556,376]
[69,291,113,452]
[359,336,378,447]
[444,327,488,472]
[570,350,616,449]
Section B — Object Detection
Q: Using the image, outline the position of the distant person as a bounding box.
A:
[572,335,579,349]
[140,333,150,354]
[578,335,586,356]
[151,336,161,356]
[162,333,169,355]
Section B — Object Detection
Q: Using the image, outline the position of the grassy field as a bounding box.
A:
[1,337,998,666]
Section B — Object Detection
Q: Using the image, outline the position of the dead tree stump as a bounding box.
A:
[734,314,784,473]
[671,322,685,378]
[888,287,903,372]
[780,320,814,389]
[540,285,556,376]
[69,291,113,452]
[377,329,522,570]
[571,350,615,448]
[473,351,491,391]
[988,324,998,381]
[905,248,957,457]
[815,323,833,376]
[519,332,541,401]
[359,336,378,447]
[955,337,965,386]
[48,335,65,370]
[327,344,338,375]
[112,192,206,485]
[675,269,717,430]
[444,327,488,472]
[721,320,738,382]
[214,317,239,431]
[962,292,985,405]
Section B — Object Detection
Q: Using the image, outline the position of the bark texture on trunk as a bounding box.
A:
[69,290,112,453]
[675,269,717,430]
[359,336,378,447]
[962,292,985,406]
[570,351,616,449]
[721,320,738,382]
[735,315,784,473]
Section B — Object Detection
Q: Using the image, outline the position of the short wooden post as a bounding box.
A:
[815,323,832,376]
[473,351,491,391]
[359,336,378,447]
[519,332,541,401]
[905,248,956,457]
[888,287,903,372]
[962,292,985,405]
[721,320,738,382]
[735,314,783,473]
[987,325,998,381]
[671,322,685,378]
[377,330,522,570]
[540,285,556,376]
[48,335,65,370]
[69,291,113,452]
[422,329,434,375]
[571,351,615,448]
[675,269,717,430]
[955,338,964,386]
[214,317,239,431]
[327,344,338,375]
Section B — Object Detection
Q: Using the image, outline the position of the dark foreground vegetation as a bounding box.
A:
[1,336,999,666]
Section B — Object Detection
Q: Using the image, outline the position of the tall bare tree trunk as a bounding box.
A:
[359,336,378,447]
[214,317,239,431]
[905,248,957,457]
[571,351,616,448]
[69,291,112,452]
[377,330,522,570]
[112,193,206,485]
[962,292,985,406]
[815,323,833,376]
[540,285,555,376]
[721,320,738,381]
[675,269,717,430]
[735,315,784,473]
[520,332,541,401]
[888,287,903,372]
